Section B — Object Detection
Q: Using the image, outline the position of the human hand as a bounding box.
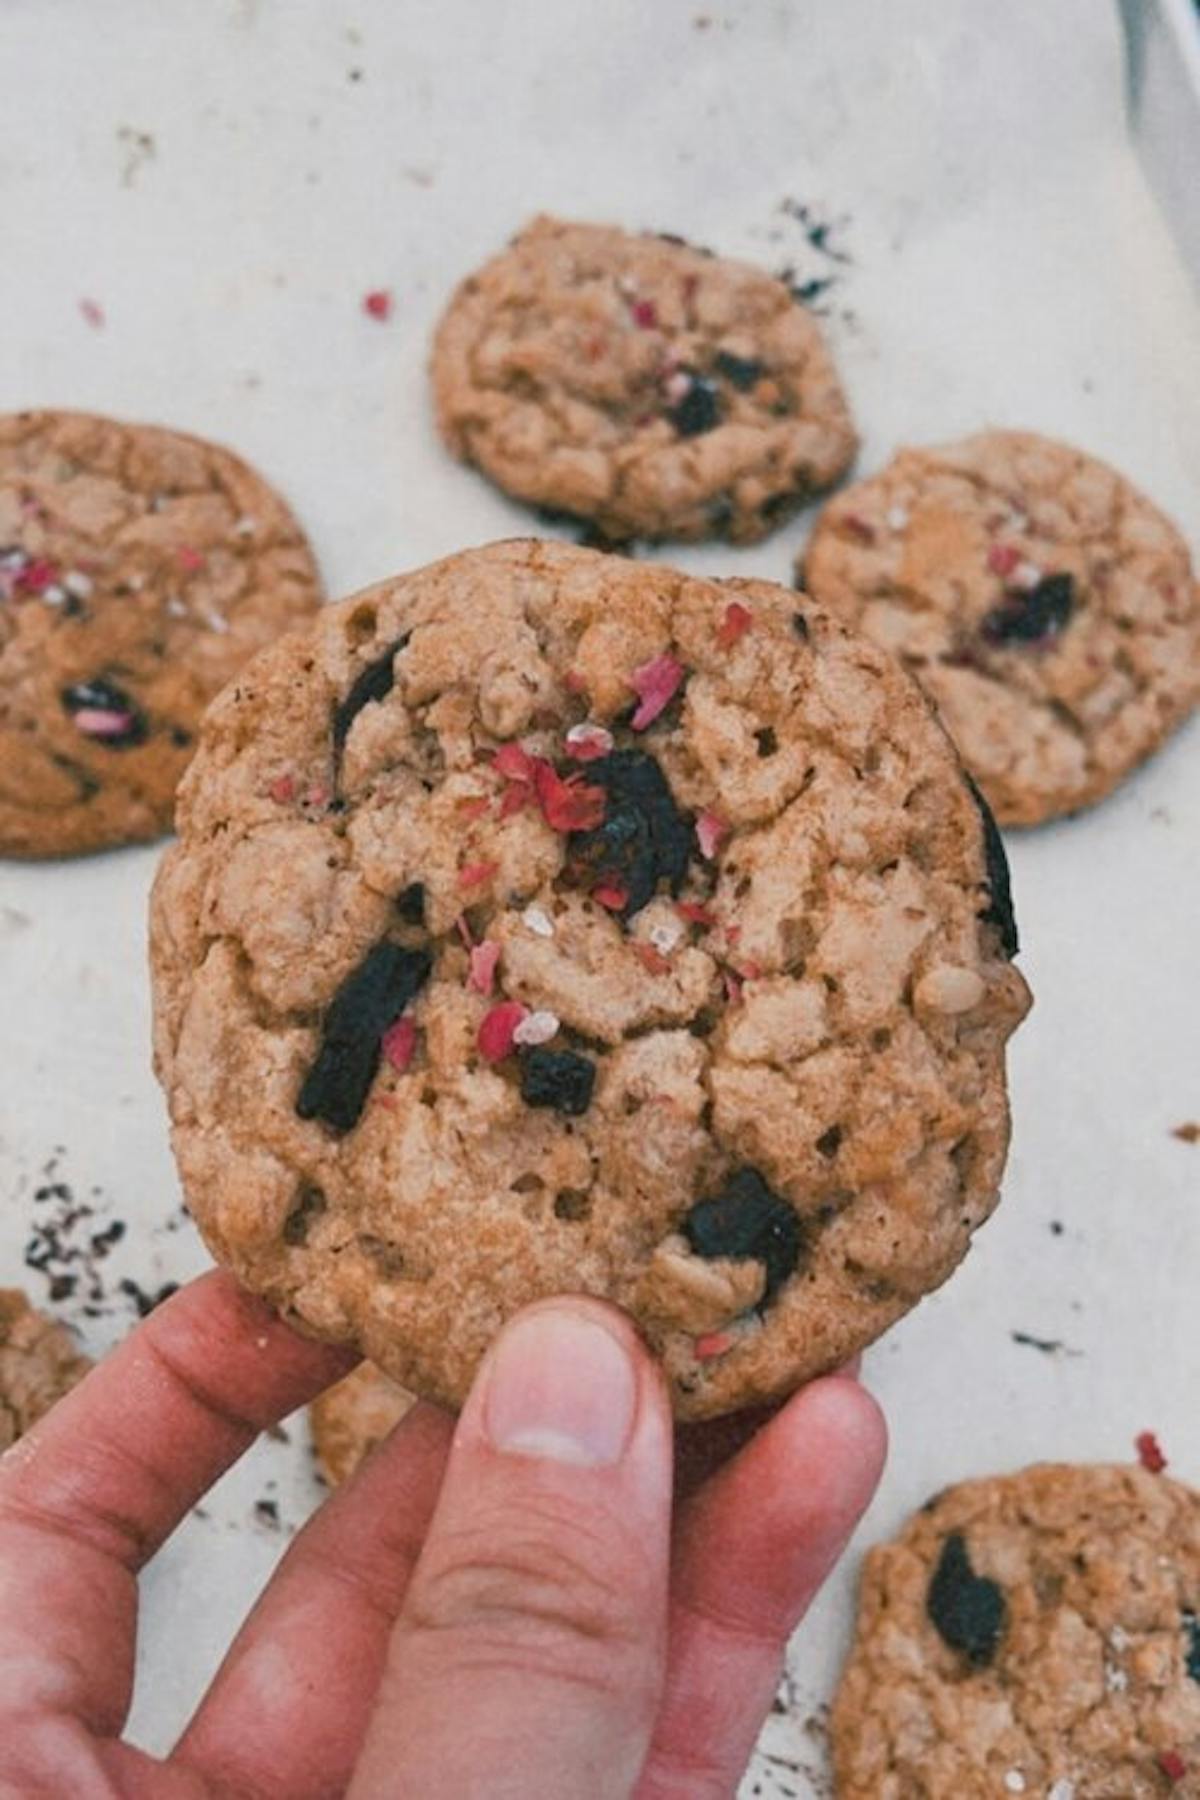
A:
[0,1271,885,1799]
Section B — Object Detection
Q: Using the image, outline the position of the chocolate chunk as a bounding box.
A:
[569,748,693,917]
[792,610,810,640]
[683,1167,802,1306]
[668,375,722,437]
[518,1047,596,1117]
[60,677,148,748]
[1184,1613,1200,1684]
[714,350,764,391]
[981,572,1074,647]
[964,774,1019,958]
[926,1532,1006,1665]
[332,636,408,752]
[297,941,432,1133]
[706,493,735,537]
[396,882,426,924]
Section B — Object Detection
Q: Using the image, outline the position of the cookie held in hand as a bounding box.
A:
[151,539,1029,1420]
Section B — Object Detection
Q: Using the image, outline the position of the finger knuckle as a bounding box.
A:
[403,1493,653,1686]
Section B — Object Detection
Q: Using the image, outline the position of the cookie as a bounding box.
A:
[310,1361,415,1485]
[150,538,1030,1421]
[0,1288,90,1450]
[0,409,323,857]
[800,430,1200,827]
[831,1463,1200,1798]
[431,215,857,545]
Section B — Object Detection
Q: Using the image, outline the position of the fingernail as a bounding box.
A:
[483,1305,637,1467]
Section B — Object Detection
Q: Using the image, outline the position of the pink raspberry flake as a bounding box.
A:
[716,601,754,650]
[564,722,614,762]
[592,881,629,912]
[363,288,393,322]
[457,859,498,891]
[1136,1430,1167,1473]
[478,1000,528,1063]
[267,773,296,804]
[722,969,744,1006]
[73,707,136,739]
[456,795,491,821]
[629,652,685,730]
[841,512,876,544]
[455,912,474,949]
[987,542,1021,577]
[564,670,588,695]
[78,297,105,328]
[533,760,606,833]
[381,1017,417,1073]
[694,1330,735,1361]
[635,942,670,976]
[177,546,205,575]
[493,742,538,784]
[15,557,60,595]
[467,940,501,996]
[630,298,658,330]
[1159,1752,1187,1783]
[676,900,717,928]
[696,810,728,860]
[499,781,533,819]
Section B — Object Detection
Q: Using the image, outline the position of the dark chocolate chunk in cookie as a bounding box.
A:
[60,677,149,749]
[396,882,427,924]
[297,941,432,1133]
[926,1531,1006,1666]
[518,1046,596,1117]
[569,749,692,918]
[668,374,722,438]
[981,572,1074,647]
[333,638,407,752]
[683,1168,802,1307]
[1184,1612,1200,1684]
[965,775,1019,959]
[714,350,765,391]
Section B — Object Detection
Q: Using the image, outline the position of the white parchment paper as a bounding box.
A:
[0,2,1197,1790]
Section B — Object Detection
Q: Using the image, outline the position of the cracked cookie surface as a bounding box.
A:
[0,1288,90,1450]
[800,430,1200,827]
[431,215,857,544]
[832,1463,1200,1798]
[150,539,1029,1420]
[0,409,323,856]
[310,1361,415,1485]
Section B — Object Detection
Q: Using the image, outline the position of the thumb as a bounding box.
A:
[349,1299,674,1800]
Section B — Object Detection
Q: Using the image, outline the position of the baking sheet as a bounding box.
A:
[1,0,1198,1790]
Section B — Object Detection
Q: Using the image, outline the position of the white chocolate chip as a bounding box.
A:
[1109,1624,1132,1652]
[1048,1783,1076,1800]
[1013,559,1044,590]
[914,965,985,1015]
[565,721,614,757]
[512,1009,559,1047]
[234,515,258,536]
[64,570,94,599]
[165,594,188,618]
[886,504,910,531]
[521,906,555,938]
[649,919,684,956]
[41,584,67,606]
[1003,1775,1025,1794]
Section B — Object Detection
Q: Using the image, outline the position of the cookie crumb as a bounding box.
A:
[1135,1430,1168,1473]
[362,289,393,322]
[1171,1122,1199,1144]
[78,297,106,329]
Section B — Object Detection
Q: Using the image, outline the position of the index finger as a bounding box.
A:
[0,1269,353,1737]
